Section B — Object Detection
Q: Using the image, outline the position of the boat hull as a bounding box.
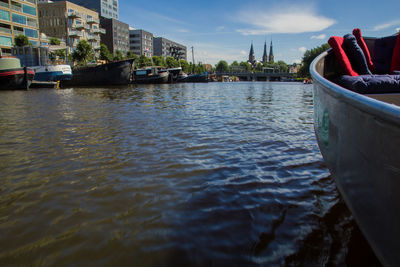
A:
[177,73,208,83]
[0,68,34,90]
[61,59,133,87]
[311,50,400,267]
[33,65,72,82]
[133,73,169,84]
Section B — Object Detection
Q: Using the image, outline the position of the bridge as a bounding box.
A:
[215,72,296,82]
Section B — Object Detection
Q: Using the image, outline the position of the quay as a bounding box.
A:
[215,71,296,82]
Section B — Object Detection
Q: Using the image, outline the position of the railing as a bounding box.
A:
[93,28,106,34]
[68,30,82,37]
[0,1,9,8]
[11,4,22,12]
[86,18,99,24]
[0,26,11,34]
[67,11,81,18]
[87,34,100,42]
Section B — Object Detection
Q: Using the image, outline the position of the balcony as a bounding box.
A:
[87,34,100,42]
[68,30,82,38]
[0,1,9,9]
[0,26,11,35]
[86,18,99,24]
[67,11,81,19]
[93,45,100,50]
[92,28,106,34]
[74,23,88,30]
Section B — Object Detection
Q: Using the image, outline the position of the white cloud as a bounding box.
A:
[373,20,400,31]
[311,34,326,40]
[298,47,307,53]
[240,50,247,55]
[294,59,302,64]
[216,26,225,31]
[236,5,335,35]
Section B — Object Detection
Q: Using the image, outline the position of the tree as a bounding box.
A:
[152,56,166,67]
[49,37,61,45]
[215,60,229,72]
[179,59,190,73]
[99,44,112,62]
[239,61,251,72]
[136,55,152,68]
[276,60,288,73]
[113,50,123,61]
[166,56,179,68]
[297,43,330,78]
[71,40,93,65]
[14,34,30,47]
[126,50,137,60]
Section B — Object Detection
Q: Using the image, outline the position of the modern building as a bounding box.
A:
[153,37,186,61]
[100,17,129,55]
[0,0,40,55]
[38,1,105,54]
[129,28,153,57]
[51,0,118,20]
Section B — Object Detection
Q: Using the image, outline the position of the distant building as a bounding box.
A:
[0,0,40,55]
[153,37,187,60]
[269,40,274,63]
[289,63,301,74]
[262,41,268,63]
[51,0,118,20]
[248,42,255,66]
[129,28,153,57]
[100,17,129,55]
[38,1,105,54]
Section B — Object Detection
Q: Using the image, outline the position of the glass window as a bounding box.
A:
[0,35,12,46]
[23,4,36,16]
[24,28,37,38]
[29,40,38,46]
[0,9,10,21]
[12,13,26,25]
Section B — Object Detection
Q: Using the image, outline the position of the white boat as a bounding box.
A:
[311,37,400,266]
[32,64,72,82]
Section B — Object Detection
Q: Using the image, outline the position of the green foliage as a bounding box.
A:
[152,56,166,67]
[14,34,30,47]
[99,44,112,62]
[136,55,152,68]
[126,51,137,60]
[239,61,251,71]
[215,60,229,72]
[194,63,206,74]
[298,43,330,78]
[166,56,180,68]
[49,37,61,45]
[276,60,288,73]
[179,59,190,73]
[113,50,123,61]
[71,40,93,65]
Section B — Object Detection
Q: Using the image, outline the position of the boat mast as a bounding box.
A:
[191,46,195,73]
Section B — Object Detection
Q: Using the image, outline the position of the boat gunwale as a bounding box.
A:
[310,49,400,126]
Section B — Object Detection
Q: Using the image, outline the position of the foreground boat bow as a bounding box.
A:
[311,49,400,267]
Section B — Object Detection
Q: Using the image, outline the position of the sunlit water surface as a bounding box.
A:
[0,83,380,266]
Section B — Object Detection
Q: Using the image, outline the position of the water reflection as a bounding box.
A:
[0,83,380,266]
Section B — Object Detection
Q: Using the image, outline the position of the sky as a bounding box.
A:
[119,0,400,65]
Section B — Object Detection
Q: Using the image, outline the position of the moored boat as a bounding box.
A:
[0,56,34,90]
[177,72,209,83]
[61,59,134,87]
[32,64,72,82]
[132,66,169,84]
[311,32,400,267]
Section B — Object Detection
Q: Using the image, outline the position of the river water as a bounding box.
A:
[0,82,381,266]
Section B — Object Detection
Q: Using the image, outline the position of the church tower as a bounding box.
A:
[262,41,268,63]
[248,42,255,65]
[268,40,274,63]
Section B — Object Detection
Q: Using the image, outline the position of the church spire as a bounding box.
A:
[262,40,268,63]
[248,41,255,65]
[268,39,274,63]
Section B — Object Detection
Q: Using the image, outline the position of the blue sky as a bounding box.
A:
[119,0,400,65]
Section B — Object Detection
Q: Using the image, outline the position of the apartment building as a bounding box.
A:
[129,28,153,57]
[38,1,105,53]
[100,17,128,55]
[0,0,39,55]
[51,0,118,20]
[153,37,187,60]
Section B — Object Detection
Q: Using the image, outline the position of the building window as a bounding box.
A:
[0,35,12,46]
[0,9,10,21]
[12,13,26,25]
[23,4,36,16]
[25,28,37,38]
